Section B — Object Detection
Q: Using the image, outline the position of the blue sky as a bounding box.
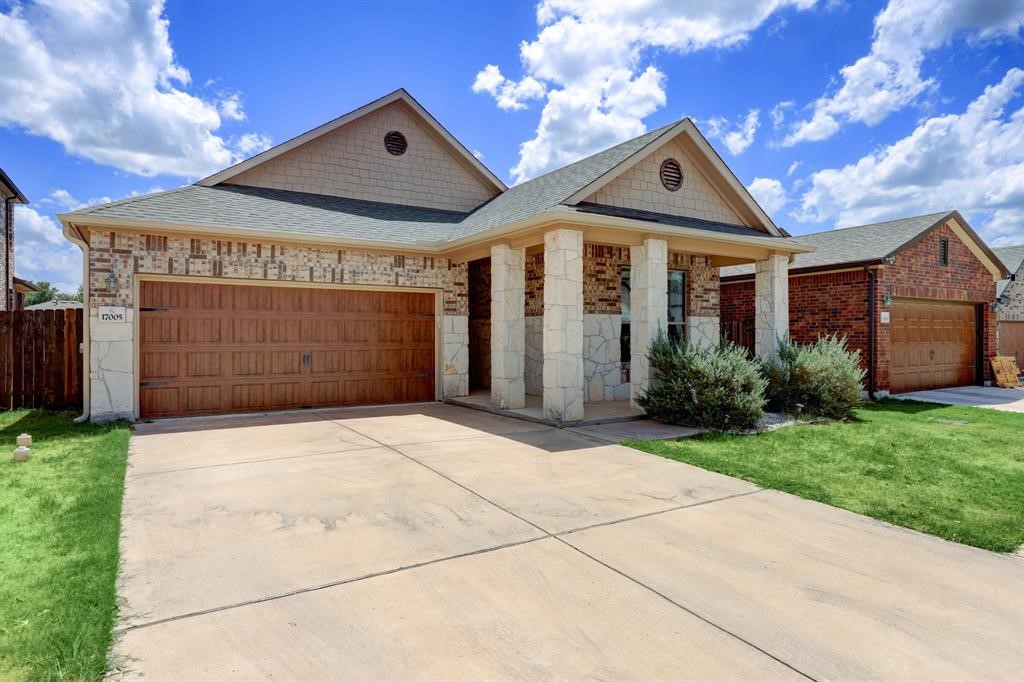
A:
[1,0,1022,292]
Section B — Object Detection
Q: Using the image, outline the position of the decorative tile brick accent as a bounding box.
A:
[229,101,496,212]
[585,138,744,226]
[88,229,468,316]
[584,243,629,315]
[525,251,544,317]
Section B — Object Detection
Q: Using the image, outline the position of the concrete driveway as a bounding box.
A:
[114,403,1024,681]
[893,385,1024,412]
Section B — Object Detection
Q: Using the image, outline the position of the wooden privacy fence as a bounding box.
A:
[0,309,84,410]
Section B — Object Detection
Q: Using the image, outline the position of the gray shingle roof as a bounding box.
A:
[66,119,790,248]
[995,244,1024,298]
[69,184,467,245]
[719,212,954,278]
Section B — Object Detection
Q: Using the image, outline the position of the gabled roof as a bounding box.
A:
[0,167,28,204]
[720,211,1007,279]
[62,92,805,255]
[995,244,1024,299]
[197,89,506,195]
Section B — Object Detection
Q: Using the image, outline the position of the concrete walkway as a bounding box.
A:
[113,403,1024,680]
[893,385,1024,412]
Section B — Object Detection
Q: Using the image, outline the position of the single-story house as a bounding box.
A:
[720,212,1008,396]
[1,166,29,311]
[994,244,1024,368]
[59,88,810,423]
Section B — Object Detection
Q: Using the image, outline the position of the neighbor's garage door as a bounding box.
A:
[139,281,436,418]
[890,299,977,393]
[999,321,1024,370]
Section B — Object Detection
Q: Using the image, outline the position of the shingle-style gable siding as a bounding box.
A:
[227,101,497,212]
[583,138,743,226]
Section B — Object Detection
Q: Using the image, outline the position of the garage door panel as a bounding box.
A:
[139,282,437,418]
[891,299,976,393]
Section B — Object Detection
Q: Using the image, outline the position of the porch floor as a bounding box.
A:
[448,389,645,427]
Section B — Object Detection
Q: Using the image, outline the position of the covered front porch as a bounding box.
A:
[457,222,799,426]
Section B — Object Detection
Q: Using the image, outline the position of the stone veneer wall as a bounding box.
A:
[998,271,1024,321]
[522,243,719,401]
[584,138,744,226]
[87,229,470,420]
[229,101,496,212]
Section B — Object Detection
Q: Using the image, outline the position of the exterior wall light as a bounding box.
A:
[106,271,118,290]
[883,294,893,308]
[883,255,896,265]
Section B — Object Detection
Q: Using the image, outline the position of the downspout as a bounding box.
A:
[866,267,876,400]
[63,222,90,423]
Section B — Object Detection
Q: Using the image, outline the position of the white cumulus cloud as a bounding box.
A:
[793,68,1024,246]
[748,177,789,214]
[705,109,761,155]
[783,0,1024,146]
[0,0,270,178]
[12,204,81,292]
[473,0,817,183]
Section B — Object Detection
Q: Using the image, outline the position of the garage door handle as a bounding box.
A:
[302,352,311,367]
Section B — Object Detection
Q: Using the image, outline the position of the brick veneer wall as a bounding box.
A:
[585,138,744,226]
[720,223,999,391]
[89,229,468,315]
[229,101,496,213]
[526,244,720,318]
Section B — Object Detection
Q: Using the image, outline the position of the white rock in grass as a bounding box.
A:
[13,446,30,462]
[17,434,31,447]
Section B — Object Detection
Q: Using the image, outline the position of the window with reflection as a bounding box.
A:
[620,268,686,362]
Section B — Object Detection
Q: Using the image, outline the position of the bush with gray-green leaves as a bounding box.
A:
[761,335,865,420]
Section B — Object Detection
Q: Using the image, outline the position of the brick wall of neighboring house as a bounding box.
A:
[1,197,9,311]
[88,229,468,314]
[229,101,496,212]
[880,223,997,384]
[720,223,999,391]
[585,138,744,226]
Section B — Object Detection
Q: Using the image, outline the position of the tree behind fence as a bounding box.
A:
[0,309,84,411]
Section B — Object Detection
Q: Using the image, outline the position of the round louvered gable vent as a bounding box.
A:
[659,158,683,191]
[384,131,408,156]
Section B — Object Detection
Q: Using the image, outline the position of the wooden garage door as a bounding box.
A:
[891,299,976,393]
[139,281,436,418]
[999,321,1024,370]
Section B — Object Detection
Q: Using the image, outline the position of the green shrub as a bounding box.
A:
[637,334,767,431]
[761,335,865,419]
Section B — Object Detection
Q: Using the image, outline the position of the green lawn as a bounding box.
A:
[628,400,1024,553]
[0,410,131,682]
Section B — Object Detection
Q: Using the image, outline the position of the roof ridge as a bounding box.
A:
[507,120,679,191]
[806,210,953,236]
[67,185,195,215]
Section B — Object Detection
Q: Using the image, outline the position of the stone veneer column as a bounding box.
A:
[542,229,584,423]
[630,238,668,407]
[490,244,526,409]
[90,310,136,422]
[755,254,789,357]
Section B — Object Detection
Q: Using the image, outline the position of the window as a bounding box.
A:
[620,268,686,362]
[939,238,949,266]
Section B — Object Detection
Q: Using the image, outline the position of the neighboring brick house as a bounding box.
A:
[994,244,1024,368]
[1,167,29,311]
[59,89,810,423]
[721,212,1008,395]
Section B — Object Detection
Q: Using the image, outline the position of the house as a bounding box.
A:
[24,299,84,311]
[720,212,1008,396]
[1,167,29,311]
[994,244,1024,369]
[11,276,41,310]
[59,89,810,423]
